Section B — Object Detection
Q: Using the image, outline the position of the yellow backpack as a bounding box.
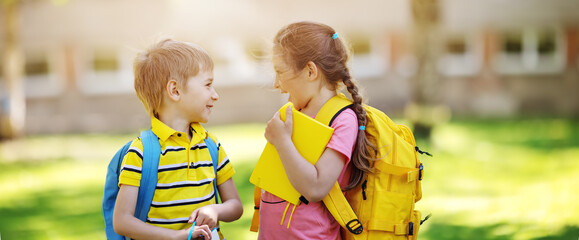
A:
[250,93,431,239]
[318,93,430,240]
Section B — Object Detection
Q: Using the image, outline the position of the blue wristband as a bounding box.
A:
[188,221,196,240]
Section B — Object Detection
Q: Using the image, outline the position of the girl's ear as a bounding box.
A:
[306,61,319,82]
[166,79,181,101]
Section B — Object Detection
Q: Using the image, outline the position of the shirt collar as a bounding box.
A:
[151,117,207,143]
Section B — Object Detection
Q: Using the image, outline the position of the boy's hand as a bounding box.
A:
[187,224,212,240]
[188,205,219,230]
[265,105,293,147]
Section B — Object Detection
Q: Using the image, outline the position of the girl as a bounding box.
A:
[260,21,376,239]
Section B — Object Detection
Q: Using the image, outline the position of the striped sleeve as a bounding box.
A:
[211,135,235,186]
[118,138,144,187]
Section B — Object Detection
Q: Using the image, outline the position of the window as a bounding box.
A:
[537,31,556,55]
[494,28,565,75]
[79,47,132,95]
[25,52,50,77]
[349,36,388,79]
[93,51,119,72]
[438,34,482,76]
[502,33,523,55]
[447,38,467,54]
[351,37,372,55]
[23,50,63,97]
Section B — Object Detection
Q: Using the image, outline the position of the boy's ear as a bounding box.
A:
[166,79,181,101]
[306,61,318,82]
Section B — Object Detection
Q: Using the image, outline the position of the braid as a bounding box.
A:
[342,71,377,191]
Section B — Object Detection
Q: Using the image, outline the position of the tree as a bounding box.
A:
[409,0,444,139]
[1,0,26,139]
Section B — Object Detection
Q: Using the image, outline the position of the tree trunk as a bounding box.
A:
[1,0,26,139]
[409,0,442,139]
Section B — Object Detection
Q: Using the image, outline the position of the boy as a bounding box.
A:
[113,39,243,240]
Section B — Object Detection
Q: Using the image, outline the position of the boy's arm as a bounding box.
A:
[188,178,243,228]
[215,178,243,221]
[113,185,211,240]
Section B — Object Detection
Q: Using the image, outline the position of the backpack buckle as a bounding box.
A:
[346,219,363,234]
[418,163,424,181]
[408,222,414,235]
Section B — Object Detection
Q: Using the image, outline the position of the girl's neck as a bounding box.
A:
[300,87,337,117]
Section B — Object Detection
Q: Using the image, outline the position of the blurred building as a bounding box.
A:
[0,0,578,134]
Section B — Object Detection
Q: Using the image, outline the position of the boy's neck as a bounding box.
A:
[158,112,197,140]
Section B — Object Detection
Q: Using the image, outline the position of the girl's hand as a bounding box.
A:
[188,205,218,230]
[186,224,212,240]
[265,105,293,147]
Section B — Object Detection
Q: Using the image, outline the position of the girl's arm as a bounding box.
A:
[265,106,346,202]
[113,185,212,240]
[188,178,243,229]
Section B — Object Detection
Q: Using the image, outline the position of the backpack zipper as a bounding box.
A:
[362,180,367,200]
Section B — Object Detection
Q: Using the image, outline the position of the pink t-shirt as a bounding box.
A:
[258,108,358,240]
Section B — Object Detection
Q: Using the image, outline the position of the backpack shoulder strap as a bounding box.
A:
[323,183,363,235]
[249,186,261,232]
[315,93,364,235]
[204,135,220,204]
[103,140,133,240]
[134,129,161,222]
[315,93,353,126]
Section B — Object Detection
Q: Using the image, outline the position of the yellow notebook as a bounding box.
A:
[249,102,334,205]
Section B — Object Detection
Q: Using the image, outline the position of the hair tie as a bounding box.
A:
[332,33,338,39]
[359,126,366,131]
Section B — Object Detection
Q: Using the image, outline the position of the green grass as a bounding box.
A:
[1,119,578,240]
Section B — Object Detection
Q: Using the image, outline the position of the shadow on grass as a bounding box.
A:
[534,225,579,240]
[448,118,579,150]
[422,223,579,240]
[0,155,259,240]
[422,223,514,240]
[0,184,105,239]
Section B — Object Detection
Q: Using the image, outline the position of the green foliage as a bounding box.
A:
[0,119,578,239]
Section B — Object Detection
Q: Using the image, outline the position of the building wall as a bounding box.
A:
[1,0,579,134]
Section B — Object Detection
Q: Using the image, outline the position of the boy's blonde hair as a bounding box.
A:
[133,38,214,118]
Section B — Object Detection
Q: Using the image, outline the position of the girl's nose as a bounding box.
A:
[212,89,219,101]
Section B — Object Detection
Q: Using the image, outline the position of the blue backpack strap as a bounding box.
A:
[103,141,133,240]
[135,129,161,222]
[204,136,220,204]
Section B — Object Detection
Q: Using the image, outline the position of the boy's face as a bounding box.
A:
[179,70,219,123]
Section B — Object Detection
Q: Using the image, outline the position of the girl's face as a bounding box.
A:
[272,49,311,110]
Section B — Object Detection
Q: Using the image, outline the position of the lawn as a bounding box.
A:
[0,119,578,240]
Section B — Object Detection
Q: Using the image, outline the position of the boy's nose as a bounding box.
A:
[273,79,280,89]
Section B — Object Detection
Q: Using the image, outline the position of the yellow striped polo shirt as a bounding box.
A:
[118,117,235,230]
